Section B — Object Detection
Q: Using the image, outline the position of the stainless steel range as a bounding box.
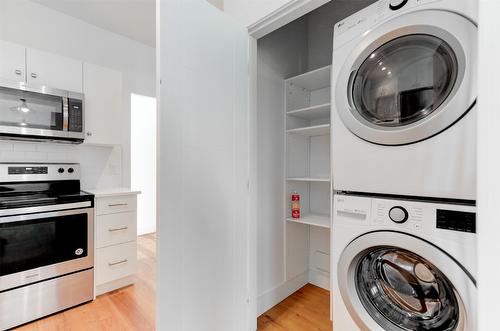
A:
[0,163,94,330]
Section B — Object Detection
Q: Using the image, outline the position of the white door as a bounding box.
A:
[335,10,477,145]
[26,48,83,93]
[82,63,123,145]
[157,0,252,331]
[0,40,26,84]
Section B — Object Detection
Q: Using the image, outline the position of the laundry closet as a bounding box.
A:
[254,0,376,316]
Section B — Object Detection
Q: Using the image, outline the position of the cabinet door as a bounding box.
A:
[26,48,83,92]
[158,0,252,330]
[0,40,26,84]
[82,63,123,145]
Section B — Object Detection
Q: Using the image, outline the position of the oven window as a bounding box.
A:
[0,214,88,276]
[0,86,64,131]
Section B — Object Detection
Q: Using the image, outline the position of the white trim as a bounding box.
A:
[308,269,330,290]
[248,0,329,39]
[257,271,308,316]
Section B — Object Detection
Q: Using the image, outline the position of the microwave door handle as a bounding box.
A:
[63,97,69,132]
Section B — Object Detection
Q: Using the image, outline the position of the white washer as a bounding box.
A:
[332,193,476,331]
[331,0,477,200]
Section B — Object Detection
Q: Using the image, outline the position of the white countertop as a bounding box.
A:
[83,187,141,198]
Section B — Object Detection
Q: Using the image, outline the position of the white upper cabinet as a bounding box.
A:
[0,40,26,84]
[26,48,83,93]
[83,62,123,145]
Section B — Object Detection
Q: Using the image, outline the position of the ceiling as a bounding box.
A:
[31,0,156,47]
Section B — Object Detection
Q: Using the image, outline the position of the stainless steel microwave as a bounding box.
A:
[0,80,84,143]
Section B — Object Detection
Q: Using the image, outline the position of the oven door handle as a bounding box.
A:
[0,204,93,223]
[0,201,91,218]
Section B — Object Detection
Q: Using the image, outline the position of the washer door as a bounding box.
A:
[337,232,476,331]
[335,10,476,145]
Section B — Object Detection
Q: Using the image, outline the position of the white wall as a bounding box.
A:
[0,0,155,189]
[478,0,500,329]
[131,94,157,235]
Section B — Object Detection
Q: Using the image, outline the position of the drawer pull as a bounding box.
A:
[108,203,128,207]
[108,226,129,232]
[108,259,128,266]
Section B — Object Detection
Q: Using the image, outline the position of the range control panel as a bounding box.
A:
[0,163,80,182]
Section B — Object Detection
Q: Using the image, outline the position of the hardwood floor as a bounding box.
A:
[15,234,157,331]
[15,234,331,331]
[257,284,332,331]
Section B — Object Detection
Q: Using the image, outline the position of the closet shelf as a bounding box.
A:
[286,124,330,136]
[287,103,331,120]
[285,65,331,91]
[286,213,330,229]
[286,177,330,183]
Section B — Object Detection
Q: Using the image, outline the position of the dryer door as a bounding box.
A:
[335,10,476,145]
[337,231,475,331]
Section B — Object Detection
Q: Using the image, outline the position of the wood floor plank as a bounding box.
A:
[257,284,333,331]
[15,234,332,331]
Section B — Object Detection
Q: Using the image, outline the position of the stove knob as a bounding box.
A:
[389,0,408,10]
[68,168,74,174]
[389,206,409,224]
[58,168,65,174]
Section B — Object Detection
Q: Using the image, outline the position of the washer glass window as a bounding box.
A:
[355,247,460,330]
[352,34,458,127]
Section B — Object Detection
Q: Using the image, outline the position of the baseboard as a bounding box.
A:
[257,271,308,316]
[308,269,330,291]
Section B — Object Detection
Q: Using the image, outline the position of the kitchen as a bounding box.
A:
[0,0,499,330]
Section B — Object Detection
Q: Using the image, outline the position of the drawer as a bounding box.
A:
[96,211,137,249]
[95,241,137,286]
[96,195,137,215]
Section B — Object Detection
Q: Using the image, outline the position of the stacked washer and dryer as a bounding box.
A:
[330,0,477,330]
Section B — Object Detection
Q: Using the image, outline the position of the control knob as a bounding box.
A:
[389,0,408,10]
[58,168,65,174]
[68,168,74,174]
[389,206,409,224]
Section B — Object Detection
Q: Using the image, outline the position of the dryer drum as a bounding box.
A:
[355,246,459,330]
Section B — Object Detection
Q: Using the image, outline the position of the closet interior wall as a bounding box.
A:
[255,0,377,315]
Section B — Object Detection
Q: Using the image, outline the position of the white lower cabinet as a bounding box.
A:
[89,190,140,296]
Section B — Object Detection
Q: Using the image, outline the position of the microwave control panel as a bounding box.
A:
[68,98,83,133]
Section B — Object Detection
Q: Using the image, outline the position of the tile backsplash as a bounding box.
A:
[0,141,122,189]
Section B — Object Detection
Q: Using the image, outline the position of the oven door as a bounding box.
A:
[0,205,93,291]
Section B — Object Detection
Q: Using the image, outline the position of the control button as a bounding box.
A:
[389,0,408,10]
[68,168,74,174]
[389,206,409,224]
[58,168,65,174]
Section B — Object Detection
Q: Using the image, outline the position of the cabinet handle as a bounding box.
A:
[108,226,128,232]
[15,69,22,75]
[31,73,37,78]
[108,259,128,266]
[108,203,128,207]
[86,132,93,137]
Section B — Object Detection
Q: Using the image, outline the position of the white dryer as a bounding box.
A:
[331,193,476,330]
[331,0,477,200]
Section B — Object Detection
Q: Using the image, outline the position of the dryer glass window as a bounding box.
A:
[352,34,458,127]
[355,247,460,330]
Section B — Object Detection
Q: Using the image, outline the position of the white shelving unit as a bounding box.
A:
[286,214,330,229]
[287,103,331,120]
[284,65,332,291]
[286,124,330,137]
[286,177,330,182]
